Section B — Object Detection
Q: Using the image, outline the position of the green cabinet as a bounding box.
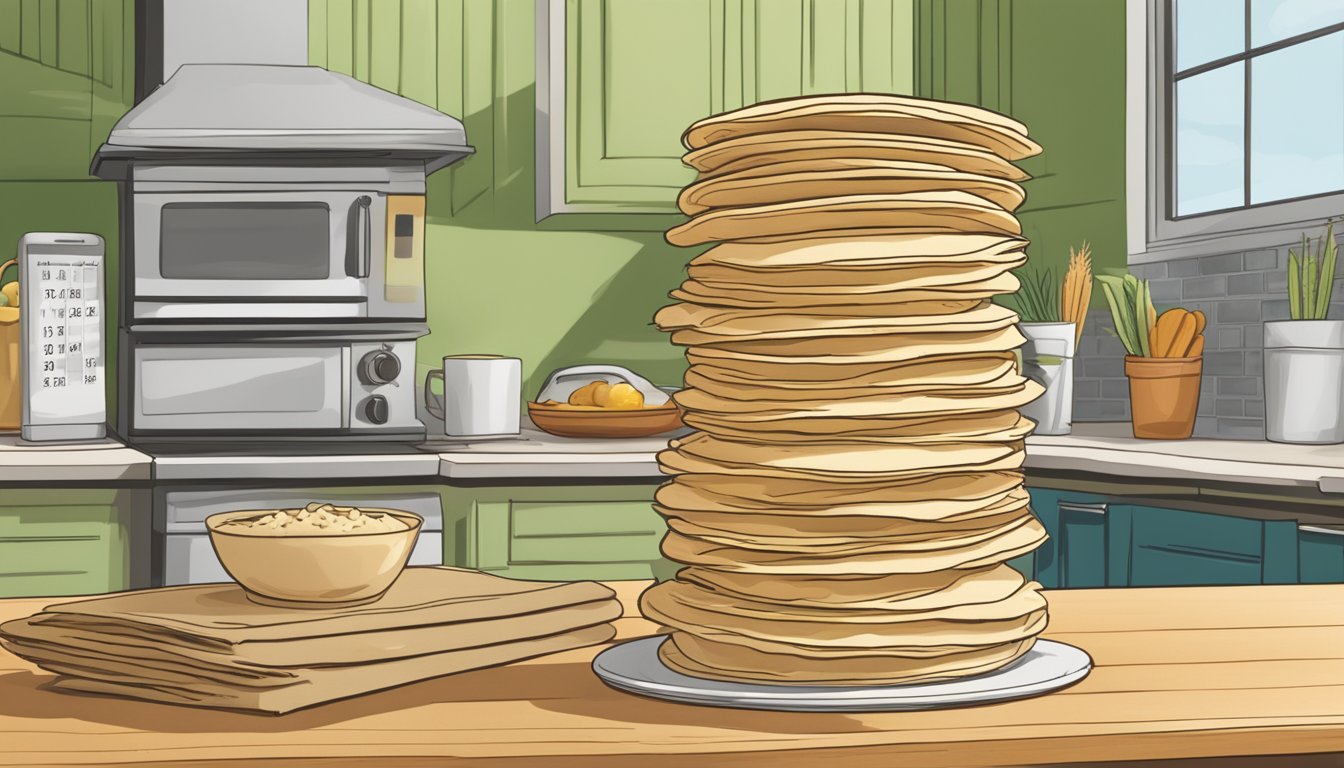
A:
[443,484,672,581]
[1027,488,1322,588]
[0,489,148,597]
[542,0,916,215]
[1299,526,1344,583]
[1114,506,1298,587]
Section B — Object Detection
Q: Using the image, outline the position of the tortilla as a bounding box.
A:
[685,260,1023,293]
[658,519,1047,574]
[681,93,1042,160]
[682,413,1035,446]
[651,577,1046,626]
[664,191,1023,247]
[668,431,1024,474]
[670,468,1022,507]
[683,356,1017,397]
[660,474,1025,520]
[689,232,1029,269]
[642,579,1047,647]
[659,298,1008,329]
[682,324,1026,363]
[679,563,1027,610]
[659,632,1036,685]
[685,352,1017,387]
[655,493,1033,541]
[673,379,1042,422]
[673,273,1020,308]
[678,158,1027,215]
[681,130,1030,181]
[662,508,1039,555]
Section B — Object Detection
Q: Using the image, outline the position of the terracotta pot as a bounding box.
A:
[1124,355,1202,440]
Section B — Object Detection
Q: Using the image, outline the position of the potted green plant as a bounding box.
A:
[1098,273,1205,439]
[1264,221,1344,444]
[1008,245,1091,436]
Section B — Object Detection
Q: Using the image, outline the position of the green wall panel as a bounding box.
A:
[311,0,915,400]
[916,0,1126,285]
[0,0,132,418]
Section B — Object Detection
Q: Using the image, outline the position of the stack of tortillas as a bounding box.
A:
[644,93,1050,686]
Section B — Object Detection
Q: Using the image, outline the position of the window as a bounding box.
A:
[1138,0,1344,259]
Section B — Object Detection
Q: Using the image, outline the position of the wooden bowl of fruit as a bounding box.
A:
[528,365,684,438]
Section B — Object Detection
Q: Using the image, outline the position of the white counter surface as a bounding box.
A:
[1027,423,1344,492]
[9,423,1344,492]
[0,434,152,482]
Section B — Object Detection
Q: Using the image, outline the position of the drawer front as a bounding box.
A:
[0,490,127,596]
[1299,527,1344,583]
[499,500,665,565]
[1058,502,1108,588]
[1028,488,1108,588]
[0,537,113,596]
[1124,506,1266,586]
[451,486,669,581]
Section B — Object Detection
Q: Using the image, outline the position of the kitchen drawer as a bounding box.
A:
[444,485,670,581]
[1058,501,1108,588]
[0,489,142,597]
[1112,505,1298,587]
[1299,526,1344,583]
[1027,488,1108,588]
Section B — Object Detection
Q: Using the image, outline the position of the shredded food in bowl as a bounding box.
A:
[217,503,410,535]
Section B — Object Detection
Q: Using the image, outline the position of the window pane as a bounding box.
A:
[1176,0,1246,71]
[1176,63,1246,216]
[1251,0,1344,47]
[1251,31,1344,204]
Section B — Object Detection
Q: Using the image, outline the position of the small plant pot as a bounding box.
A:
[1124,355,1202,440]
[1019,322,1076,435]
[1264,320,1344,444]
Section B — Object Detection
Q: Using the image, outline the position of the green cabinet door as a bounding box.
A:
[1109,505,1299,587]
[555,0,916,214]
[1027,487,1108,588]
[443,484,672,581]
[0,489,146,597]
[1299,526,1344,583]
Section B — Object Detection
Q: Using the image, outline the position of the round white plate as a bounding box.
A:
[592,636,1091,712]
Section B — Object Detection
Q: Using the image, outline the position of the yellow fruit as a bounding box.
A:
[591,381,613,407]
[2,283,18,308]
[605,382,645,409]
[568,381,601,406]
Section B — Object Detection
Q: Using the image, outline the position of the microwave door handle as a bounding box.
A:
[346,195,372,278]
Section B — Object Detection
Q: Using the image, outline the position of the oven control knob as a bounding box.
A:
[363,395,389,425]
[360,350,401,385]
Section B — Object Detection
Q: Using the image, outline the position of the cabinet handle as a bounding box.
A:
[1059,502,1108,516]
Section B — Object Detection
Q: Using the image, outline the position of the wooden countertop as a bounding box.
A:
[2,582,1343,767]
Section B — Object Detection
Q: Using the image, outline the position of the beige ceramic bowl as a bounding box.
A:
[205,507,423,607]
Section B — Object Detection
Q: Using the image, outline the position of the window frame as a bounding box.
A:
[1135,0,1344,263]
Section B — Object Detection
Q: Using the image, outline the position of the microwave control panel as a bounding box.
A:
[348,340,418,430]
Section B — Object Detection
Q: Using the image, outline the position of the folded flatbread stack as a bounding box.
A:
[649,93,1049,686]
[0,567,621,713]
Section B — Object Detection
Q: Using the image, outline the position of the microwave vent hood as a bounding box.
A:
[91,64,473,179]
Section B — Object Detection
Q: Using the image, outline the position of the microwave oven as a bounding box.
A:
[128,165,426,322]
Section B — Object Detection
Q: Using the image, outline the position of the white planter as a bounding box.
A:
[1264,320,1344,444]
[1019,322,1076,436]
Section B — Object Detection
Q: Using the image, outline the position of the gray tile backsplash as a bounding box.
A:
[1069,246,1300,439]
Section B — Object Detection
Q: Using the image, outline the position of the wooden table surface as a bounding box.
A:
[2,582,1344,767]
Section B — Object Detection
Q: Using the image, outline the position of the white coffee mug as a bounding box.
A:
[424,355,521,438]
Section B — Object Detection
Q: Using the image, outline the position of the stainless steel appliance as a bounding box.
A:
[91,64,472,441]
[160,487,444,586]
